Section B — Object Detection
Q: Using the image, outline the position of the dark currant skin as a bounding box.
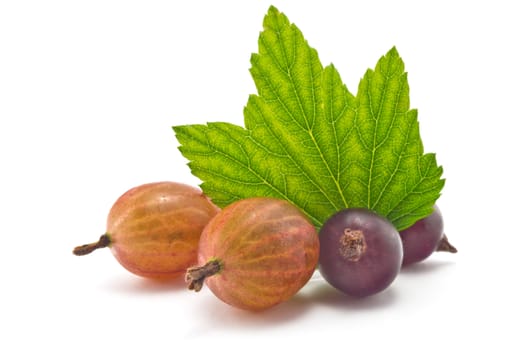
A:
[318,208,403,298]
[399,205,457,266]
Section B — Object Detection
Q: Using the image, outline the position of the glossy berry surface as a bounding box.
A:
[399,205,456,266]
[318,208,402,297]
[186,197,319,311]
[74,182,219,279]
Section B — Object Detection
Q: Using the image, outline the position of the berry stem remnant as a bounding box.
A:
[437,234,458,253]
[73,234,111,256]
[186,260,222,292]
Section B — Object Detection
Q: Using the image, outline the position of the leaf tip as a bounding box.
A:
[373,45,405,77]
[172,125,184,139]
[267,5,280,14]
[388,45,399,57]
[263,5,290,30]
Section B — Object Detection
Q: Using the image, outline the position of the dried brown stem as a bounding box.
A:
[73,234,111,256]
[185,260,222,292]
[437,234,458,253]
[339,229,367,262]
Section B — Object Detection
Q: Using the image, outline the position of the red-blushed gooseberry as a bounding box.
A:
[185,197,319,311]
[73,182,219,279]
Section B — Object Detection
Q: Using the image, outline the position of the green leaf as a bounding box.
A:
[174,6,444,231]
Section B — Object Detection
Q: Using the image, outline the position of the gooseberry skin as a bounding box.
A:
[399,205,447,266]
[75,182,219,279]
[318,208,402,298]
[192,197,319,311]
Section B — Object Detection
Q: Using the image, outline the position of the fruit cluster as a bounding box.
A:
[73,181,456,311]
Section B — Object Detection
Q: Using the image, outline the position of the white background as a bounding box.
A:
[1,0,524,348]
